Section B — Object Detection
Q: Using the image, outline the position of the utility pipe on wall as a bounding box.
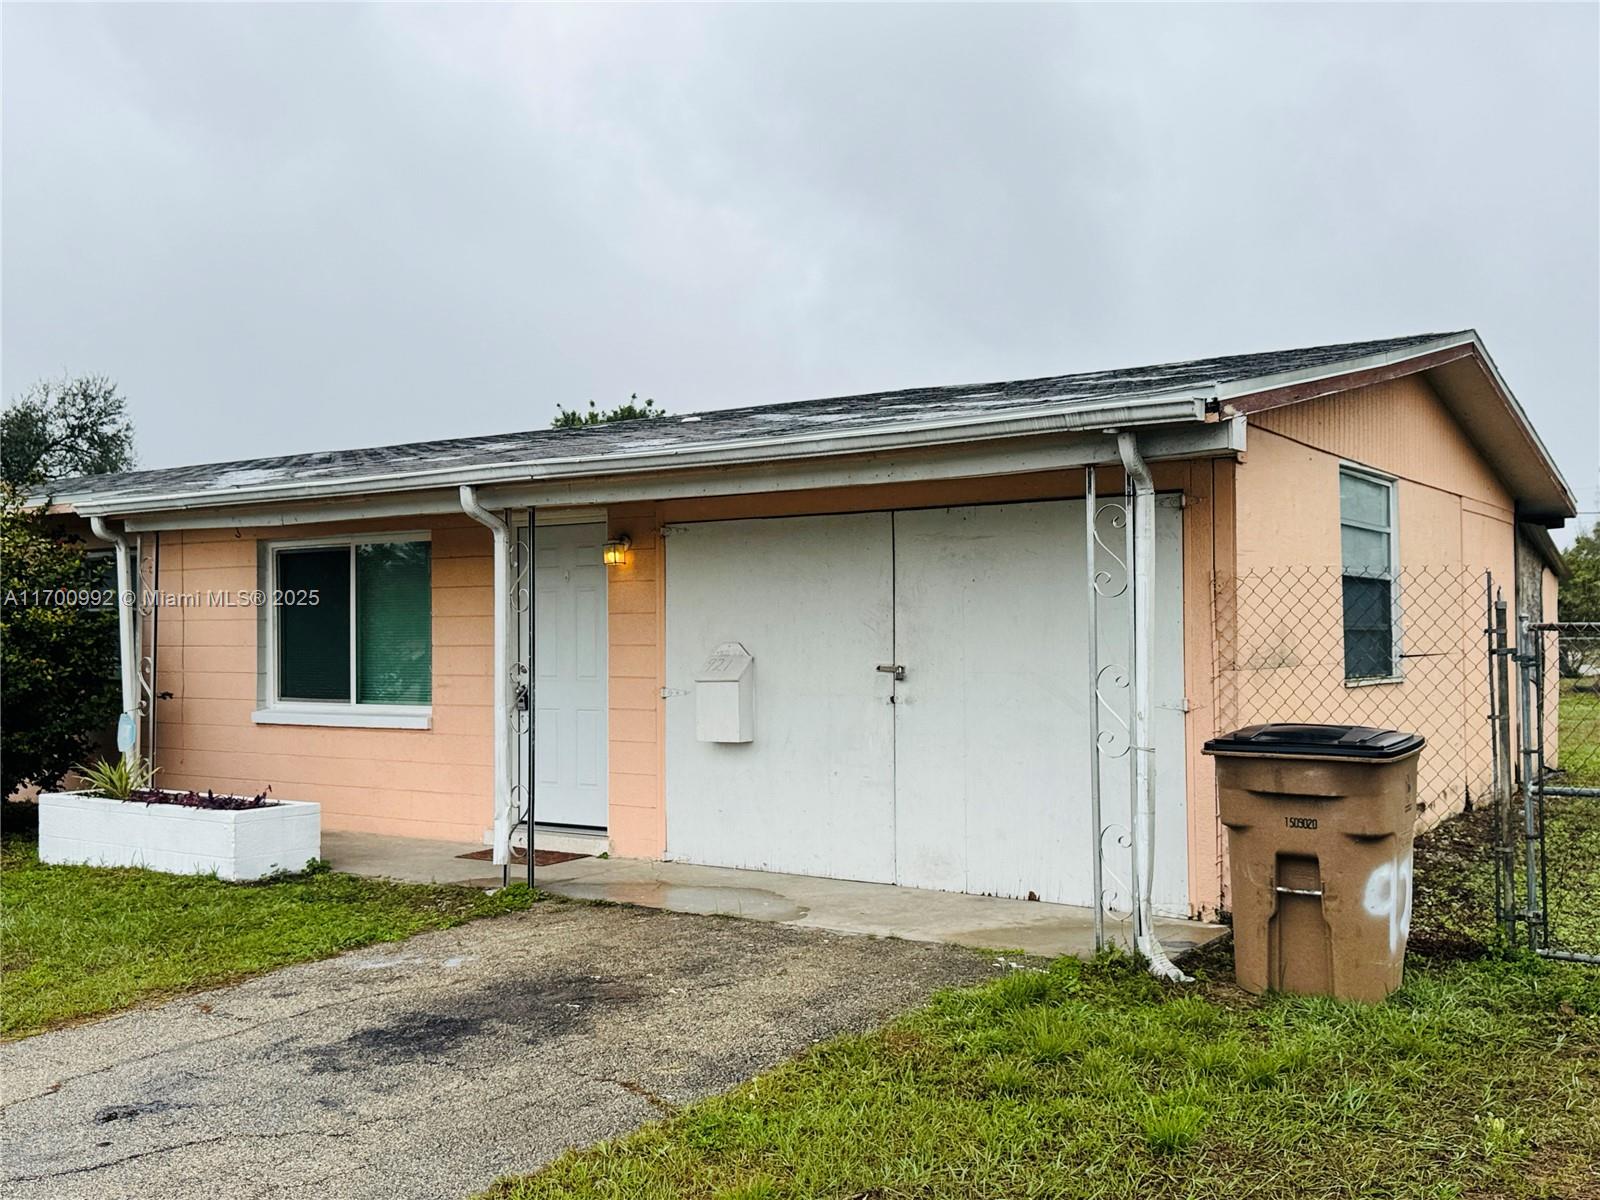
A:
[89,516,140,753]
[1114,433,1192,983]
[459,486,514,867]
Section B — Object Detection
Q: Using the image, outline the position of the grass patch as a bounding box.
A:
[1554,678,1600,788]
[1541,680,1600,954]
[1539,791,1600,956]
[480,950,1600,1200]
[480,805,1600,1200]
[1,804,538,1039]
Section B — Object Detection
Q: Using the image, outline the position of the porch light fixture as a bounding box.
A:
[602,535,632,567]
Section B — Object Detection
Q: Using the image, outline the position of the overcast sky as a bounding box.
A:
[4,3,1597,532]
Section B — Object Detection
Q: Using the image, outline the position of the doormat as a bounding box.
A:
[455,848,590,867]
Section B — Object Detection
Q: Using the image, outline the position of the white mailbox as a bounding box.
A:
[695,641,754,743]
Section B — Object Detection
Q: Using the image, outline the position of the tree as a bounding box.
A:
[1558,522,1599,679]
[552,393,667,429]
[1560,522,1599,623]
[2,375,135,489]
[1,374,133,794]
[1,487,121,795]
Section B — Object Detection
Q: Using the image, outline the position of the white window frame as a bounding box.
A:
[1338,464,1402,686]
[252,530,433,730]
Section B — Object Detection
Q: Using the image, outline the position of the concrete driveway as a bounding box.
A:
[1,901,1003,1200]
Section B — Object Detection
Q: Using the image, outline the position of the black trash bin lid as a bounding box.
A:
[1203,723,1425,760]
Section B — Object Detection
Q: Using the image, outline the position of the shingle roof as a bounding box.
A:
[41,332,1465,508]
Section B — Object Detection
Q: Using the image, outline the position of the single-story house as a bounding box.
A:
[39,331,1574,932]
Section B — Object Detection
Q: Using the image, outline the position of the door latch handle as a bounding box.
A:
[876,663,906,681]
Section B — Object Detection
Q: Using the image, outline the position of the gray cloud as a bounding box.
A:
[4,3,1596,531]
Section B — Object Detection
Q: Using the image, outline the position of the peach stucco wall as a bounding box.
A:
[147,515,494,842]
[602,502,667,860]
[1229,374,1522,829]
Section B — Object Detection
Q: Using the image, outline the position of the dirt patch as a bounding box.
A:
[1409,803,1498,961]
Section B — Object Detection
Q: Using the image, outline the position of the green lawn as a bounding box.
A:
[1553,678,1600,787]
[480,818,1600,1200]
[1540,680,1600,956]
[1,804,537,1039]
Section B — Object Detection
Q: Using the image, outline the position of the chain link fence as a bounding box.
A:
[1210,568,1598,964]
[1213,565,1496,838]
[1523,623,1600,961]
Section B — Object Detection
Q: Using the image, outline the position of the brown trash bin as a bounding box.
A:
[1204,724,1425,1004]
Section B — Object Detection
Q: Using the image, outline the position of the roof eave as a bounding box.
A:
[63,390,1215,518]
[1217,331,1575,525]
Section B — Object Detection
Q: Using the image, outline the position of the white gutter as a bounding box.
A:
[117,421,1246,534]
[458,486,514,867]
[88,516,140,754]
[69,391,1213,517]
[1115,433,1192,984]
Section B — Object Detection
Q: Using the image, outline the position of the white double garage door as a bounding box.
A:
[664,498,1190,913]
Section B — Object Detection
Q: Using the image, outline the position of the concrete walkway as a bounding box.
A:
[1,903,1002,1200]
[322,830,1226,960]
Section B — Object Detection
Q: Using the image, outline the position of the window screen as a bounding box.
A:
[356,541,432,704]
[1339,469,1397,681]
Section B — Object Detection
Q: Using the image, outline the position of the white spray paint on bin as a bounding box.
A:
[1362,848,1414,955]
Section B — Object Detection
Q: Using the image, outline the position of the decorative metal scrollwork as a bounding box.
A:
[1092,501,1130,598]
[1098,822,1135,922]
[1093,663,1132,759]
[506,526,533,836]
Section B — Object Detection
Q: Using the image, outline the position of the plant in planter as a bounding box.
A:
[129,787,277,811]
[72,754,159,800]
[41,756,319,881]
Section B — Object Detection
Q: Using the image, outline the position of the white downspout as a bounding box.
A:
[89,515,140,756]
[1115,433,1192,983]
[459,485,513,866]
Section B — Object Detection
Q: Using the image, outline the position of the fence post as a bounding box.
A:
[1516,614,1545,947]
[1492,590,1516,942]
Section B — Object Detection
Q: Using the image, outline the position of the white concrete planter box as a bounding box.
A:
[38,791,321,882]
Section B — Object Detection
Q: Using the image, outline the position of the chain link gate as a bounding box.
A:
[1505,620,1600,964]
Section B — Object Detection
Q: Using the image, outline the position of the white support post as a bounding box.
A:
[1116,433,1192,984]
[459,486,516,867]
[1085,466,1104,952]
[89,516,140,757]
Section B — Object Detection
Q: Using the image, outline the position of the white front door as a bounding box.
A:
[522,521,609,829]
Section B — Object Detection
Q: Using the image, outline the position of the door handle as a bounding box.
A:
[876,663,906,681]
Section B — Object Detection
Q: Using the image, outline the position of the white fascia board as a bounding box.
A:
[122,491,467,532]
[78,390,1213,519]
[479,419,1242,510]
[122,496,612,534]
